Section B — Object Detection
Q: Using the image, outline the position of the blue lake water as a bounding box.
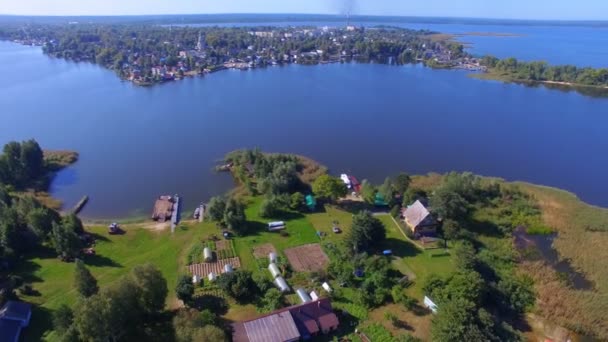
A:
[1,40,608,219]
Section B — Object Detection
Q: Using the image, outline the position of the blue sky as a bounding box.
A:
[1,0,607,20]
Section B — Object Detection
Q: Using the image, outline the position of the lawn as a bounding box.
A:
[15,197,455,342]
[17,222,210,341]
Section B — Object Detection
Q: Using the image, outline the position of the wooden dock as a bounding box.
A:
[171,195,181,233]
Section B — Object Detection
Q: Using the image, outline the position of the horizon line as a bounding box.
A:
[0,13,606,23]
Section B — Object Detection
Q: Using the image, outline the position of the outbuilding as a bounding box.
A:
[208,272,217,282]
[269,252,278,263]
[322,282,332,293]
[192,275,201,284]
[274,276,290,293]
[203,247,213,262]
[296,288,312,303]
[268,263,281,278]
[224,264,234,273]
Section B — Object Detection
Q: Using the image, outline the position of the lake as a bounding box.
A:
[1,40,608,219]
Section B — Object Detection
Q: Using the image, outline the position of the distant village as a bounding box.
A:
[5,24,486,86]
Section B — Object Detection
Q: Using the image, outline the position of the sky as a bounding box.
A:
[0,0,607,20]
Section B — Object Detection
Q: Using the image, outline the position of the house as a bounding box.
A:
[402,200,439,236]
[232,298,339,342]
[0,301,32,342]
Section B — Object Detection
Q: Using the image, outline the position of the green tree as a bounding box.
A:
[312,175,347,202]
[217,270,257,303]
[377,177,395,206]
[289,192,306,211]
[393,173,411,195]
[441,219,462,242]
[431,299,479,342]
[452,241,477,270]
[258,288,284,312]
[51,221,81,261]
[224,198,246,234]
[430,187,469,220]
[129,263,168,314]
[52,304,74,334]
[173,308,226,342]
[206,196,226,223]
[346,211,386,252]
[20,139,44,181]
[360,179,376,204]
[63,213,85,235]
[26,206,58,240]
[74,259,98,298]
[176,275,194,306]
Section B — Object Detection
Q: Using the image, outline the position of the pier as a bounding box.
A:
[171,195,181,233]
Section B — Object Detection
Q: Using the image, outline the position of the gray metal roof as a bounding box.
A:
[243,311,300,342]
[274,276,290,292]
[403,200,431,228]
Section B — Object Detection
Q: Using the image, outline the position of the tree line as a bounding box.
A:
[481,55,608,88]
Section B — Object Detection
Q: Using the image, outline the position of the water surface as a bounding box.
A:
[1,41,608,218]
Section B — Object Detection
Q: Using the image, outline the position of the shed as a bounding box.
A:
[192,275,201,284]
[268,263,281,278]
[208,272,217,282]
[269,252,278,263]
[296,288,312,303]
[310,291,319,301]
[224,264,234,273]
[322,282,332,293]
[305,195,316,210]
[424,296,438,314]
[0,301,31,327]
[268,221,286,231]
[203,247,213,262]
[383,250,393,256]
[274,276,290,293]
[374,193,388,206]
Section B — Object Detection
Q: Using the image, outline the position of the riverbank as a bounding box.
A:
[469,70,608,96]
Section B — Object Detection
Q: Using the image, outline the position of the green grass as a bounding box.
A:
[17,222,210,341]
[375,214,455,299]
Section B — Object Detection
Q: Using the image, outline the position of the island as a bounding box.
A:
[1,19,607,96]
[0,145,606,342]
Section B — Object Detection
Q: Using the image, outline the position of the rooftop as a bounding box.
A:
[403,200,431,227]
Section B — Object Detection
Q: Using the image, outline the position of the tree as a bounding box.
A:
[377,177,395,206]
[346,211,386,252]
[176,275,194,305]
[173,308,226,342]
[431,299,479,342]
[452,241,477,270]
[129,263,168,314]
[393,173,411,195]
[312,175,347,202]
[51,221,81,261]
[53,304,74,333]
[289,192,306,211]
[26,206,58,240]
[74,259,98,298]
[20,139,44,181]
[217,270,257,303]
[360,179,376,204]
[258,288,284,312]
[63,213,84,235]
[206,196,226,222]
[402,188,426,207]
[430,187,469,220]
[224,198,246,233]
[190,326,226,342]
[259,196,282,218]
[441,219,461,242]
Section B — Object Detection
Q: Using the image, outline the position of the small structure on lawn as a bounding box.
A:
[296,288,313,303]
[208,272,217,282]
[310,291,319,301]
[268,263,281,279]
[0,301,31,342]
[108,222,121,234]
[305,195,317,211]
[224,264,234,273]
[322,282,332,293]
[374,193,388,206]
[192,275,201,284]
[402,200,439,236]
[152,195,175,222]
[274,276,290,293]
[424,296,438,314]
[340,174,351,188]
[267,221,286,232]
[269,252,278,263]
[203,247,213,262]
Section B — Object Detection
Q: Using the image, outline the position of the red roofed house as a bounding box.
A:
[402,200,439,236]
[232,298,339,342]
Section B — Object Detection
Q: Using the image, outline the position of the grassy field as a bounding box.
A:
[15,195,454,341]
